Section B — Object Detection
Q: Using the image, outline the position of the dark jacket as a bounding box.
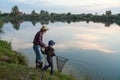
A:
[44,46,55,57]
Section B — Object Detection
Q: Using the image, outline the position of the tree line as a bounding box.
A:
[0,5,120,27]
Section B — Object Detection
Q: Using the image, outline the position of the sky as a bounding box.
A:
[0,0,120,14]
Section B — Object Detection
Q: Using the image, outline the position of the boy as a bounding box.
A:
[43,40,56,75]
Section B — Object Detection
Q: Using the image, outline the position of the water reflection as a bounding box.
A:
[0,19,120,33]
[56,41,114,53]
[0,20,4,33]
[0,21,120,80]
[53,24,120,54]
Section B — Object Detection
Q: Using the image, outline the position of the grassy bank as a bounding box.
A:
[0,61,75,80]
[0,40,75,80]
[0,40,27,65]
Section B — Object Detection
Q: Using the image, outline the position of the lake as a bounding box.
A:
[0,21,120,80]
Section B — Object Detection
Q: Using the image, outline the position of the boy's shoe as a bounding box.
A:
[43,65,48,71]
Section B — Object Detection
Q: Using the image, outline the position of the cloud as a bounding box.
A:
[12,38,32,50]
[13,0,119,7]
[52,24,118,54]
[9,0,120,14]
[11,0,51,6]
[56,40,115,53]
[75,34,103,41]
[72,23,120,34]
[71,41,114,53]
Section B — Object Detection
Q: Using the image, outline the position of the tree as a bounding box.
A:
[106,10,112,16]
[11,5,19,15]
[40,10,50,20]
[40,10,49,16]
[31,10,37,15]
[66,12,71,19]
[0,10,2,15]
[66,12,71,16]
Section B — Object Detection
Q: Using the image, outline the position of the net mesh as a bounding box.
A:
[56,56,68,72]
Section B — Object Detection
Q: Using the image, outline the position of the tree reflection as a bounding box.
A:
[0,20,119,31]
[0,20,4,33]
[104,22,113,27]
[116,21,120,26]
[66,20,71,24]
[40,21,49,25]
[10,20,21,30]
[31,20,37,26]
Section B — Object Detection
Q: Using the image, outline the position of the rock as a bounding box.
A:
[0,56,11,63]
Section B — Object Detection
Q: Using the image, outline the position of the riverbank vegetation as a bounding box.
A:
[0,40,27,65]
[0,40,75,80]
[0,5,120,27]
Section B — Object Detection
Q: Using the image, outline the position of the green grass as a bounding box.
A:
[0,61,75,80]
[0,61,43,80]
[0,40,27,65]
[0,40,76,80]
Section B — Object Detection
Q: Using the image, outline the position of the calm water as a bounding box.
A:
[0,21,120,80]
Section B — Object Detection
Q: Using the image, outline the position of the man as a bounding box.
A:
[33,26,48,68]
